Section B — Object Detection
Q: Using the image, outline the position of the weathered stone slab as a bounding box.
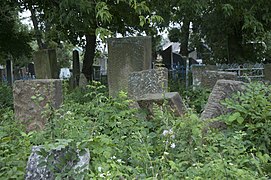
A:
[264,63,271,82]
[79,73,88,88]
[13,79,63,132]
[137,92,186,117]
[25,145,90,180]
[34,49,58,79]
[107,36,152,97]
[191,65,237,89]
[128,68,168,99]
[201,80,246,120]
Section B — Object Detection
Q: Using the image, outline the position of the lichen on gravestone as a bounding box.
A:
[25,145,90,180]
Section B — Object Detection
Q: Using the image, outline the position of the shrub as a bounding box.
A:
[0,84,13,110]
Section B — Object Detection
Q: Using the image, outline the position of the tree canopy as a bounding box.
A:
[1,0,271,68]
[0,1,32,65]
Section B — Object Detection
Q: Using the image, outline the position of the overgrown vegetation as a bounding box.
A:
[0,81,270,179]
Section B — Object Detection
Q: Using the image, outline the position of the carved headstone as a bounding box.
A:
[137,92,186,117]
[128,67,168,99]
[25,146,90,180]
[201,80,246,120]
[107,36,152,97]
[34,49,58,79]
[13,79,63,132]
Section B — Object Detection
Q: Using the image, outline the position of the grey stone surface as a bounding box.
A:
[128,68,168,99]
[107,36,152,97]
[264,63,271,82]
[201,80,246,120]
[13,79,63,132]
[79,73,88,88]
[34,49,58,79]
[137,92,186,117]
[25,146,90,180]
[191,65,237,89]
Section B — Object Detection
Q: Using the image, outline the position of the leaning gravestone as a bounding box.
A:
[34,49,58,79]
[137,92,186,117]
[13,79,62,132]
[25,145,90,180]
[107,36,152,97]
[201,80,245,120]
[128,67,168,99]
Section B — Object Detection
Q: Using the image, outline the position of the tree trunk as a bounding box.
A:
[180,18,190,57]
[82,33,96,81]
[29,5,45,50]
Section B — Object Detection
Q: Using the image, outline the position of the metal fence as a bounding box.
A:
[217,63,264,80]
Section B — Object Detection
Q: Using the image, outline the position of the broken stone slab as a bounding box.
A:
[13,79,63,132]
[136,92,186,117]
[25,145,90,180]
[201,80,246,120]
[128,68,168,99]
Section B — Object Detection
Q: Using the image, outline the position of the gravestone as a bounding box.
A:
[107,36,152,97]
[13,79,62,132]
[137,92,186,117]
[79,73,88,88]
[191,65,237,89]
[6,59,13,85]
[264,63,271,82]
[34,49,58,79]
[201,80,245,120]
[25,145,90,180]
[128,67,168,99]
[72,50,80,88]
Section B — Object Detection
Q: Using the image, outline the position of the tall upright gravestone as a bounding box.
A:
[72,50,80,88]
[6,59,13,85]
[34,49,58,79]
[107,36,152,97]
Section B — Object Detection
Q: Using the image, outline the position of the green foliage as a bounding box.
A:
[0,81,271,179]
[168,79,210,114]
[222,82,271,155]
[0,109,31,178]
[0,84,13,111]
[0,1,32,64]
[168,28,181,42]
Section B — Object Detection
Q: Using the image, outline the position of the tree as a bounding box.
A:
[200,0,271,63]
[19,0,157,81]
[0,1,32,65]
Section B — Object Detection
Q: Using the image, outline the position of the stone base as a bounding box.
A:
[136,92,186,117]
